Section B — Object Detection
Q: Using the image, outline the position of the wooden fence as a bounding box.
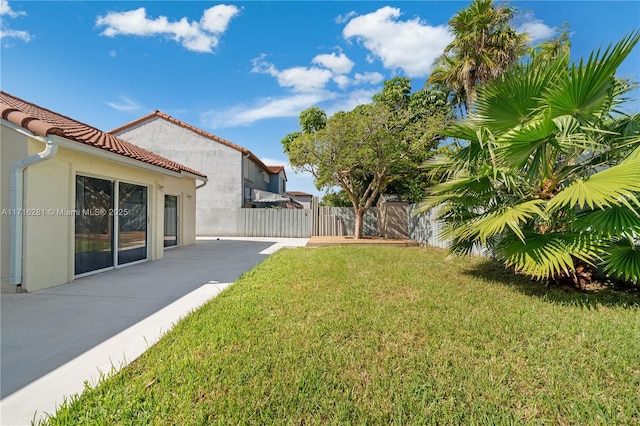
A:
[239,196,377,238]
[238,198,488,257]
[408,204,490,257]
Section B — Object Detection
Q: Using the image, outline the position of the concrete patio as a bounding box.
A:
[0,237,307,425]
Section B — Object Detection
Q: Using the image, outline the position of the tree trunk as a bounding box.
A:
[354,209,365,239]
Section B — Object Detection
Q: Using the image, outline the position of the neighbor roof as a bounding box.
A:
[286,191,313,197]
[0,91,207,179]
[111,110,279,176]
[266,165,287,180]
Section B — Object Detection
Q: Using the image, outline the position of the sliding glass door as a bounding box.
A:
[164,195,178,247]
[75,176,114,275]
[117,182,148,265]
[75,176,148,275]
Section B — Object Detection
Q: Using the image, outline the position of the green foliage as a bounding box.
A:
[299,106,327,134]
[420,31,640,285]
[428,0,528,113]
[320,190,352,207]
[44,246,640,425]
[282,78,450,237]
[529,22,571,62]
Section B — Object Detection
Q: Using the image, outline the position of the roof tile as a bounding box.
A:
[0,92,206,179]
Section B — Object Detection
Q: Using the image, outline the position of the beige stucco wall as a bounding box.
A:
[2,128,196,292]
[1,125,29,291]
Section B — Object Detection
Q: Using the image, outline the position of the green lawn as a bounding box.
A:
[44,246,640,425]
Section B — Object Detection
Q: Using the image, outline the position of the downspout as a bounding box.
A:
[10,134,58,285]
[196,179,207,190]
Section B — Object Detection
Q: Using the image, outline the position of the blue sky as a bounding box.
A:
[2,1,639,197]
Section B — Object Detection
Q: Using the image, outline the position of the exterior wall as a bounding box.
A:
[268,171,286,194]
[115,118,241,236]
[1,125,28,292]
[3,129,196,292]
[242,158,281,201]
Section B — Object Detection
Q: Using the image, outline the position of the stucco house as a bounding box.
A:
[0,92,207,293]
[111,111,289,236]
[286,191,314,209]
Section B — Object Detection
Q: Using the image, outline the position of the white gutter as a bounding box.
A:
[3,120,209,183]
[196,178,208,189]
[4,120,207,285]
[52,137,186,179]
[10,134,58,285]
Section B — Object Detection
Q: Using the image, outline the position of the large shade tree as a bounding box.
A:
[283,78,450,238]
[419,32,640,285]
[428,0,528,114]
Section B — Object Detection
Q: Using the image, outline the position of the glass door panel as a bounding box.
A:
[75,176,114,275]
[164,195,178,247]
[117,182,148,265]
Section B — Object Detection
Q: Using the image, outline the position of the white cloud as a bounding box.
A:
[261,157,287,167]
[109,49,117,57]
[0,28,29,42]
[277,67,334,92]
[324,89,378,117]
[312,52,354,75]
[200,4,240,33]
[354,72,383,86]
[95,5,240,53]
[518,20,555,42]
[333,75,351,89]
[107,96,142,112]
[0,0,30,44]
[0,0,24,17]
[335,11,357,25]
[252,55,333,93]
[261,157,321,197]
[332,72,383,90]
[342,6,452,77]
[201,91,336,128]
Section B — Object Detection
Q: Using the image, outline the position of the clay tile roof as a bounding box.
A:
[110,110,271,172]
[0,91,206,179]
[266,165,285,174]
[266,165,287,181]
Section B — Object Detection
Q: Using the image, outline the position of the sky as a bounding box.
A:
[1,0,639,198]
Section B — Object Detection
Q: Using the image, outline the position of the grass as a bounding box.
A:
[43,246,640,425]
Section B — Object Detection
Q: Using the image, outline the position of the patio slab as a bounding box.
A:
[0,238,307,425]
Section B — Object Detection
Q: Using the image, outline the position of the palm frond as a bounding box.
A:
[547,151,640,210]
[601,239,640,284]
[451,199,545,244]
[497,231,603,280]
[543,31,640,121]
[495,116,556,168]
[573,205,640,237]
[473,55,566,131]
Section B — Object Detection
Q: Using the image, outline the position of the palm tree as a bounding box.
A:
[529,22,571,62]
[428,0,528,114]
[429,54,467,116]
[419,32,640,286]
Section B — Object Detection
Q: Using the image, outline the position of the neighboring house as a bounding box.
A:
[286,191,314,209]
[0,92,207,293]
[111,111,288,235]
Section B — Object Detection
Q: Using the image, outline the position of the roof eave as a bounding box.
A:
[111,111,272,173]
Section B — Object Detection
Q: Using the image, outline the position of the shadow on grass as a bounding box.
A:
[463,259,640,309]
